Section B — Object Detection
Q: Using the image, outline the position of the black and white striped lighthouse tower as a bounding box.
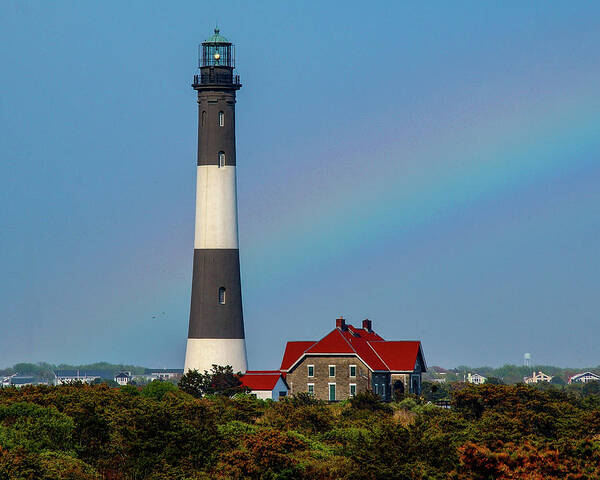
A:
[184,29,247,373]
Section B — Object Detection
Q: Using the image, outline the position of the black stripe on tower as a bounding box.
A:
[197,92,237,166]
[188,249,245,339]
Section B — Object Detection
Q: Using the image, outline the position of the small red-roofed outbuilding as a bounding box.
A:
[240,370,289,400]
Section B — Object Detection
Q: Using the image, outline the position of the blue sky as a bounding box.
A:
[1,1,599,369]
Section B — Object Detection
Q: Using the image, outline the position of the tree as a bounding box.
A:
[421,381,451,402]
[550,376,566,385]
[582,380,600,396]
[347,391,393,413]
[485,377,505,385]
[141,379,178,401]
[178,365,248,398]
[91,378,119,387]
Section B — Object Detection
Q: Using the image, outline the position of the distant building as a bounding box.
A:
[524,371,552,384]
[467,373,487,385]
[10,376,35,387]
[430,377,447,384]
[114,371,132,386]
[240,371,288,400]
[280,317,426,402]
[2,374,36,387]
[568,372,600,384]
[144,369,184,381]
[1,374,17,387]
[53,370,113,385]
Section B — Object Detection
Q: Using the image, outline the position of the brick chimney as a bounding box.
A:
[362,319,372,332]
[336,316,347,331]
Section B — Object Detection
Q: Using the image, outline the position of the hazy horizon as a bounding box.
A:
[2,2,599,369]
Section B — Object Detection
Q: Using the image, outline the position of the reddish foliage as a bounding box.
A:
[455,441,600,480]
[214,429,304,479]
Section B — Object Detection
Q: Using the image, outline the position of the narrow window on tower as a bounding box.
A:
[219,111,224,127]
[218,151,226,168]
[202,110,206,127]
[218,287,226,305]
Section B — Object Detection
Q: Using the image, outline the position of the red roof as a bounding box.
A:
[280,341,315,371]
[240,371,283,391]
[280,321,425,373]
[340,329,388,371]
[306,329,354,354]
[369,341,422,371]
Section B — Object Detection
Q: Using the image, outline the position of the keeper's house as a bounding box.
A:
[280,317,426,402]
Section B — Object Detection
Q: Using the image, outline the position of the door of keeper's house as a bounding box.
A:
[329,384,336,401]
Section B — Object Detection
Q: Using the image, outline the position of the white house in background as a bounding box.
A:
[524,371,553,384]
[2,375,36,387]
[53,370,113,385]
[467,373,487,385]
[2,374,17,387]
[240,371,289,401]
[114,372,132,385]
[568,372,600,384]
[144,368,184,381]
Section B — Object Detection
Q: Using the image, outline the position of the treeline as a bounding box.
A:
[0,362,148,381]
[427,363,600,384]
[0,381,600,479]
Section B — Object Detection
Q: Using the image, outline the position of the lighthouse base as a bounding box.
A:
[184,338,248,374]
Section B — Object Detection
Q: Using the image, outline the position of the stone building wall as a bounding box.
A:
[286,355,371,401]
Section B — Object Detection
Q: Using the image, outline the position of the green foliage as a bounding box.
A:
[421,381,451,402]
[583,380,600,396]
[0,402,75,453]
[484,376,505,385]
[119,384,139,396]
[91,378,119,387]
[287,392,322,406]
[140,380,178,401]
[0,381,598,478]
[0,449,102,480]
[347,391,393,413]
[178,365,248,398]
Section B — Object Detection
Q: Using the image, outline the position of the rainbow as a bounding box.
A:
[241,88,600,283]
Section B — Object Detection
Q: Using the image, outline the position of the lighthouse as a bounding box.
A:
[184,29,247,374]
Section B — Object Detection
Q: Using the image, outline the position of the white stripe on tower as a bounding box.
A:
[184,338,247,374]
[194,165,239,249]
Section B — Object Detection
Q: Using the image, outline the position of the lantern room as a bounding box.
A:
[193,28,241,89]
[200,28,235,68]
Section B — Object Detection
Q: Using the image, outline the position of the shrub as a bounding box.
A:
[141,380,178,401]
[348,391,393,414]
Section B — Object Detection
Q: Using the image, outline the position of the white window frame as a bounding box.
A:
[329,365,336,377]
[349,383,356,397]
[307,365,314,378]
[218,151,225,168]
[218,287,226,305]
[349,365,356,378]
[219,111,224,127]
[328,382,336,401]
[307,383,314,395]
